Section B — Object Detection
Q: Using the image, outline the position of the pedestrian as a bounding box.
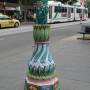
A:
[80,13,82,24]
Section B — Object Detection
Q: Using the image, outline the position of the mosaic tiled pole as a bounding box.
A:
[24,0,60,90]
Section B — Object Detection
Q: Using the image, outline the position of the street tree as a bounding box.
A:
[20,0,32,5]
[19,0,77,5]
[86,0,90,7]
[55,0,77,4]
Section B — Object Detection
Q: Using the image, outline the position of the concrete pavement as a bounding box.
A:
[51,34,90,90]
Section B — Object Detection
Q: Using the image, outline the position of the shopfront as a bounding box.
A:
[0,2,35,22]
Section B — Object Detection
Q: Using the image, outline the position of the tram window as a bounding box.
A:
[85,9,88,14]
[77,9,82,13]
[61,7,64,12]
[65,7,67,12]
[61,7,67,13]
[54,6,58,12]
[49,7,52,19]
[54,6,61,12]
[71,8,73,13]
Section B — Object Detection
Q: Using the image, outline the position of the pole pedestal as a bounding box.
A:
[24,0,61,89]
[25,77,59,90]
[24,25,60,90]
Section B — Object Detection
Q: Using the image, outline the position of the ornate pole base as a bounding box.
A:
[25,77,60,90]
[24,25,61,90]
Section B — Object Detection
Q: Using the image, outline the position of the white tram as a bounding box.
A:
[47,1,88,23]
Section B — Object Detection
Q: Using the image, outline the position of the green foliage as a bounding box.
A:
[55,0,77,4]
[19,0,77,5]
[20,0,32,5]
[86,0,90,7]
[56,0,69,3]
[21,0,48,5]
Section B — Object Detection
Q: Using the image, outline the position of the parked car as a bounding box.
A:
[0,14,20,29]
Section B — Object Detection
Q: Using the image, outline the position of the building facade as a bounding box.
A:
[0,0,35,22]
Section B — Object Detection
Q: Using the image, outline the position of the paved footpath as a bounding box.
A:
[53,34,90,90]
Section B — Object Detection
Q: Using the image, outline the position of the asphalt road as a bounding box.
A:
[0,23,90,90]
[0,24,80,56]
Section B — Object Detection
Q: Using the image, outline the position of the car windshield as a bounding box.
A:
[0,15,10,20]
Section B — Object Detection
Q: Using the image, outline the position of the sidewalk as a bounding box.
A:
[52,34,90,90]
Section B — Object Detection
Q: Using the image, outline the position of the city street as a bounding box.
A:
[0,21,90,90]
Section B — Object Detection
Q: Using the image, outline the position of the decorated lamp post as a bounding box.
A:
[24,0,61,90]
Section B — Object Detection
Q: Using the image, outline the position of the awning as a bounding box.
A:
[5,7,16,10]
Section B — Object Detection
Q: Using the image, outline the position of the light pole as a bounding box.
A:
[24,0,61,90]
